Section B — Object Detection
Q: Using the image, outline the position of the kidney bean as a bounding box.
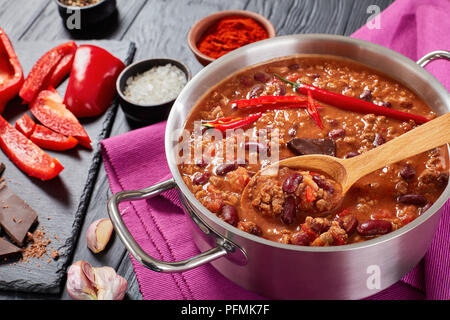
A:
[437,173,449,188]
[281,196,296,225]
[193,172,210,185]
[239,75,253,87]
[253,72,270,83]
[397,194,428,206]
[337,215,358,235]
[215,162,238,176]
[419,202,432,215]
[357,219,392,236]
[328,128,345,139]
[288,63,300,71]
[194,158,208,168]
[399,164,415,181]
[312,73,321,80]
[373,133,385,147]
[247,84,265,99]
[221,205,239,227]
[360,89,372,101]
[312,175,334,194]
[278,84,286,96]
[345,151,360,159]
[290,231,310,246]
[249,224,262,236]
[282,173,303,193]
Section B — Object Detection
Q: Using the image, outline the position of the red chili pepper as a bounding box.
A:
[0,28,24,114]
[231,95,308,109]
[305,185,316,202]
[306,90,324,129]
[203,112,262,132]
[19,41,77,103]
[337,208,351,218]
[275,74,430,124]
[0,115,64,180]
[15,113,36,138]
[64,45,125,118]
[30,124,78,151]
[29,87,91,149]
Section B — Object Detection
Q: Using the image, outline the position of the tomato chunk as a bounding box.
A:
[30,124,78,151]
[0,115,63,180]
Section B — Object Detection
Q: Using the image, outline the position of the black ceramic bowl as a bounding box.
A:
[116,58,191,123]
[55,0,117,30]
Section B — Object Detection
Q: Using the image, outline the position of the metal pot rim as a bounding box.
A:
[165,33,450,253]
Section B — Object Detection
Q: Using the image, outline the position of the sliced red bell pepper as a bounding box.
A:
[30,124,78,151]
[29,87,91,149]
[0,27,24,114]
[275,73,430,124]
[15,113,36,137]
[0,115,63,180]
[306,90,324,129]
[19,41,77,103]
[64,45,125,118]
[203,112,262,132]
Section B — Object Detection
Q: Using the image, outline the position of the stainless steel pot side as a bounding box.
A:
[108,34,450,300]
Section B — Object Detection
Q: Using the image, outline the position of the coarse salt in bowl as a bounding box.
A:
[116,58,191,123]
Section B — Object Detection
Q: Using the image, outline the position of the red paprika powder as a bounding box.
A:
[197,15,269,59]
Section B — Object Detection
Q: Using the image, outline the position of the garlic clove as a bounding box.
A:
[93,266,128,300]
[66,261,97,300]
[66,261,128,300]
[86,218,114,254]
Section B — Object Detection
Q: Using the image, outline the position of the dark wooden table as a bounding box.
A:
[0,0,393,300]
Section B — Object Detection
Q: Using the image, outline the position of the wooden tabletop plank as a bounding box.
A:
[21,0,147,41]
[0,0,50,40]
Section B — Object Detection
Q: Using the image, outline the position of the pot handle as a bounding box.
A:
[417,50,450,67]
[107,178,228,272]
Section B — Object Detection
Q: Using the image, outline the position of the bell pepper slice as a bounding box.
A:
[30,124,78,151]
[29,87,92,149]
[0,115,63,180]
[64,45,125,118]
[19,41,77,103]
[0,28,24,114]
[15,113,36,138]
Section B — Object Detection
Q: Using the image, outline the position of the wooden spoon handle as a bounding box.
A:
[343,113,450,188]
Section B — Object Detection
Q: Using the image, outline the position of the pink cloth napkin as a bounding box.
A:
[101,0,450,300]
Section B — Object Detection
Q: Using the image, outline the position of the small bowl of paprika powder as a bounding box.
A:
[188,10,276,66]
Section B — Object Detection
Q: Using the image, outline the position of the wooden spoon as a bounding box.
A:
[242,113,450,209]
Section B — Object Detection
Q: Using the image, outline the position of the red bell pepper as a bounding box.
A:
[30,124,78,151]
[19,41,77,103]
[0,115,63,180]
[0,28,24,114]
[29,87,91,149]
[275,73,430,124]
[64,45,125,118]
[15,113,36,137]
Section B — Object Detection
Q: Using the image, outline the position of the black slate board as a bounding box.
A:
[0,40,136,294]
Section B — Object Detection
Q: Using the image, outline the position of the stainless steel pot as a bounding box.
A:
[108,34,450,299]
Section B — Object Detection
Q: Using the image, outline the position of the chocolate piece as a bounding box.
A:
[287,138,336,156]
[0,237,22,258]
[0,184,38,246]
